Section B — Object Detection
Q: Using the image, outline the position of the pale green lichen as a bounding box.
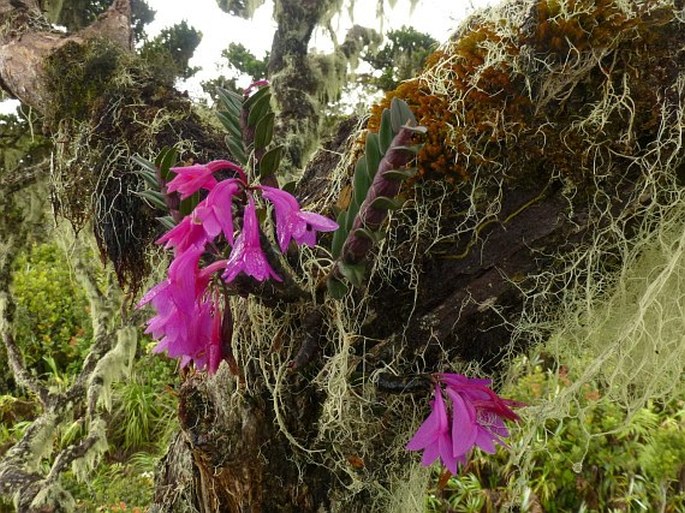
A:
[88,326,137,413]
[29,482,76,513]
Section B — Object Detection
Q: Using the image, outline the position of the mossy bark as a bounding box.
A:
[1,1,684,512]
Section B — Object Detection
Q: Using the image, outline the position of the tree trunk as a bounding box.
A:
[1,0,684,512]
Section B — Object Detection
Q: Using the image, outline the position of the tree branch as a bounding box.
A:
[0,158,50,195]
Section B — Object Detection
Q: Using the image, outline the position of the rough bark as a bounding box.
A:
[267,0,338,172]
[1,1,684,512]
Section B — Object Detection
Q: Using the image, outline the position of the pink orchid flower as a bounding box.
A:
[407,373,520,472]
[194,178,242,245]
[406,386,461,474]
[156,213,209,255]
[166,160,245,199]
[138,245,210,365]
[260,185,339,252]
[223,197,282,282]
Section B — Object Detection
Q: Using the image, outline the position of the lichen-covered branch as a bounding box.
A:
[0,158,50,195]
[0,317,49,406]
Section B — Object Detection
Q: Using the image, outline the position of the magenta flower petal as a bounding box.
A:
[166,164,218,199]
[156,215,208,255]
[260,186,338,252]
[166,160,245,199]
[446,388,478,458]
[222,197,282,282]
[474,428,497,454]
[406,387,449,451]
[195,178,241,245]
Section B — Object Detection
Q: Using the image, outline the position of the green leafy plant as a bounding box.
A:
[328,98,425,297]
[7,243,92,387]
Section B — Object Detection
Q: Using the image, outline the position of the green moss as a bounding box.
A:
[44,39,122,124]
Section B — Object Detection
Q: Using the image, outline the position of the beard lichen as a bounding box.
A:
[209,0,685,511]
[44,37,226,293]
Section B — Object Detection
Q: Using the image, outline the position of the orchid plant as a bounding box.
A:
[135,82,337,374]
[137,158,338,373]
[135,82,519,474]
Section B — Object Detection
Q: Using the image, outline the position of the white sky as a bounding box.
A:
[0,0,495,114]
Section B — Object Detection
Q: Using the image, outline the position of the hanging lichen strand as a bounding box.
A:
[146,1,685,512]
[278,0,684,510]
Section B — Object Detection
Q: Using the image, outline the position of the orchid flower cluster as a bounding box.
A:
[406,373,520,473]
[137,159,338,373]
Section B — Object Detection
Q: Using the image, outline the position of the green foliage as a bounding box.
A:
[202,43,270,102]
[426,358,685,513]
[215,83,283,182]
[0,113,51,176]
[139,20,202,80]
[41,0,154,44]
[107,349,178,454]
[62,347,177,511]
[7,243,92,388]
[65,461,155,512]
[362,26,438,92]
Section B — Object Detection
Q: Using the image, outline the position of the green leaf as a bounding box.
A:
[353,158,371,206]
[254,112,275,151]
[244,84,270,110]
[225,135,247,166]
[390,97,417,132]
[131,155,160,188]
[131,154,157,174]
[331,210,347,258]
[282,180,297,194]
[345,197,360,232]
[370,196,404,211]
[217,111,243,141]
[157,216,176,230]
[259,145,283,178]
[135,189,167,210]
[338,261,367,288]
[216,87,243,115]
[138,169,160,189]
[247,92,272,128]
[179,191,199,216]
[379,108,394,153]
[365,132,382,179]
[382,167,418,181]
[157,147,178,181]
[327,277,348,299]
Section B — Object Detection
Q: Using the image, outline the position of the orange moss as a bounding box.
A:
[530,0,640,57]
[364,1,673,187]
[367,21,529,183]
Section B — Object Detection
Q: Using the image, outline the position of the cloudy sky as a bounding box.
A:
[0,0,495,114]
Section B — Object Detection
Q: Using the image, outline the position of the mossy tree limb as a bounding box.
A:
[1,1,684,512]
[0,230,138,512]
